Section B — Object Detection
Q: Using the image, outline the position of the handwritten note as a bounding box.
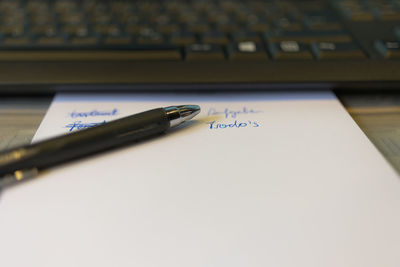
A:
[2,92,400,267]
[70,108,119,118]
[207,107,262,118]
[205,107,261,130]
[64,108,118,131]
[32,94,279,141]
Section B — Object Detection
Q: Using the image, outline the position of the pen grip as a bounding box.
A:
[0,108,169,177]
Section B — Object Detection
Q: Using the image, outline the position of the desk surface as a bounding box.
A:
[1,92,399,174]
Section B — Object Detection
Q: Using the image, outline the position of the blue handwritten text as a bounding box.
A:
[207,120,260,130]
[65,120,106,132]
[207,107,262,119]
[70,108,118,118]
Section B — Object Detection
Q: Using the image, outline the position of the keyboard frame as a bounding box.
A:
[0,58,399,93]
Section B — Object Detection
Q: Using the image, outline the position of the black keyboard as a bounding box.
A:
[0,0,400,93]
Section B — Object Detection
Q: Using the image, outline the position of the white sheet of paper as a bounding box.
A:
[1,92,399,267]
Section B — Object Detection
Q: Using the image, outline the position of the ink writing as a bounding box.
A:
[65,120,106,132]
[70,108,118,118]
[207,120,260,130]
[207,107,262,119]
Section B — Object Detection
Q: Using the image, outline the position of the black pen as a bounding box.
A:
[0,105,200,187]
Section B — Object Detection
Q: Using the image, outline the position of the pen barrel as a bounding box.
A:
[0,108,169,178]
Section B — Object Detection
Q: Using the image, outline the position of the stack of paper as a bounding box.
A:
[0,92,399,267]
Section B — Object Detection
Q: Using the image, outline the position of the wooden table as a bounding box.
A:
[338,92,400,173]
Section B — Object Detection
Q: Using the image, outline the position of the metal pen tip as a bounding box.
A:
[165,105,201,127]
[177,104,201,119]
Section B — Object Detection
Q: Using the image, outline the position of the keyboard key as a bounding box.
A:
[308,22,342,31]
[378,10,400,21]
[94,25,121,36]
[275,18,303,31]
[187,22,210,34]
[36,36,66,46]
[265,30,352,43]
[215,22,241,34]
[395,26,400,40]
[207,12,231,26]
[269,41,313,59]
[0,25,24,36]
[60,12,85,25]
[103,36,132,45]
[178,11,199,24]
[349,11,375,21]
[248,22,270,33]
[2,37,31,46]
[311,42,365,59]
[375,40,400,59]
[54,1,76,12]
[91,14,113,25]
[336,1,376,21]
[125,24,150,35]
[170,32,196,46]
[31,25,58,36]
[116,50,181,61]
[157,24,180,35]
[231,31,262,42]
[229,41,269,60]
[297,2,326,12]
[304,14,343,31]
[62,25,89,36]
[0,49,181,61]
[70,37,99,45]
[185,43,225,61]
[200,31,230,45]
[136,29,165,45]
